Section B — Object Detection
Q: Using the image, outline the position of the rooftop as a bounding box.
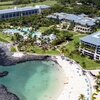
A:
[81,32,100,46]
[47,13,97,26]
[0,5,50,15]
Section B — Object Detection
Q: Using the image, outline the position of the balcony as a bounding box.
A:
[80,44,96,53]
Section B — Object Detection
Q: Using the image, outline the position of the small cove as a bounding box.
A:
[0,61,65,100]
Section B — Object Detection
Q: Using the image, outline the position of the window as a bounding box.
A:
[13,13,16,17]
[96,55,99,60]
[97,48,100,54]
[22,12,26,15]
[84,51,94,58]
[32,10,34,14]
[26,11,28,15]
[29,10,32,15]
[2,14,5,18]
[9,13,12,18]
[34,10,38,14]
[5,14,8,18]
[16,12,20,16]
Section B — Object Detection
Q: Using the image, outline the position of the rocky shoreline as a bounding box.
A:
[0,44,51,66]
[2,54,51,66]
[0,71,8,78]
[0,85,19,100]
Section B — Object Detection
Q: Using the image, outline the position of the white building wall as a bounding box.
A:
[74,25,91,33]
[79,44,100,60]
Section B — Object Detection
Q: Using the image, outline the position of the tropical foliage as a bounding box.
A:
[94,72,100,92]
[78,94,85,100]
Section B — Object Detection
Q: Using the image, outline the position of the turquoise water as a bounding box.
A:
[3,28,41,38]
[0,61,64,100]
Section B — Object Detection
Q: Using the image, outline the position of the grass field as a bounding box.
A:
[0,0,57,10]
[32,46,60,55]
[66,34,86,53]
[39,26,52,33]
[0,32,12,43]
[19,45,60,56]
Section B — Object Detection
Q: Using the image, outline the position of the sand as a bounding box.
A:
[55,56,92,100]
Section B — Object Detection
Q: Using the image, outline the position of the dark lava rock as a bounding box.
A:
[0,85,19,100]
[0,71,8,78]
[0,43,51,66]
[0,44,13,66]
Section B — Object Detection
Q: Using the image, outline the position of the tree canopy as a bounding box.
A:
[57,0,100,9]
[13,0,31,4]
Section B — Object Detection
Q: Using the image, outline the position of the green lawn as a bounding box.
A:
[0,1,13,5]
[39,27,49,33]
[66,34,86,53]
[45,50,60,55]
[0,0,57,10]
[0,32,12,43]
[11,47,17,52]
[39,26,52,33]
[33,46,44,54]
[19,45,60,55]
[64,33,100,70]
[33,46,60,55]
[72,54,100,70]
[97,28,100,32]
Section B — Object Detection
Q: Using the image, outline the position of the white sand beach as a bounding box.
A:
[55,56,92,100]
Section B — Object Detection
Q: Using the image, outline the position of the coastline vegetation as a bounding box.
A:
[63,34,100,70]
[0,32,12,43]
[0,0,100,70]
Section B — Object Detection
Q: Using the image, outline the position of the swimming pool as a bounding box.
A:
[3,28,42,39]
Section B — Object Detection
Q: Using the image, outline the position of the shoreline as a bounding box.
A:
[55,56,92,100]
[39,61,67,100]
[0,84,19,100]
[0,53,93,100]
[0,45,96,100]
[0,43,52,66]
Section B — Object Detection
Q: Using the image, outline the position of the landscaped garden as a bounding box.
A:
[0,32,12,43]
[0,0,100,70]
[1,24,100,70]
[62,34,100,70]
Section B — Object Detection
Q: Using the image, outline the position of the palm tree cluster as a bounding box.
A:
[78,94,85,100]
[94,72,100,92]
[92,72,100,100]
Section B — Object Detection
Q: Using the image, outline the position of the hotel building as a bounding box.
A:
[0,5,50,20]
[79,32,100,60]
[47,13,98,33]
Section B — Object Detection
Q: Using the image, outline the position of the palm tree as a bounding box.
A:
[78,94,85,100]
[92,93,97,100]
[82,62,86,69]
[74,42,79,49]
[60,46,67,54]
[95,72,100,92]
[14,33,23,43]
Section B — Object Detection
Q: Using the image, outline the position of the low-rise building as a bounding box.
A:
[47,13,98,33]
[43,34,56,43]
[79,32,100,60]
[74,25,92,33]
[0,5,50,20]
